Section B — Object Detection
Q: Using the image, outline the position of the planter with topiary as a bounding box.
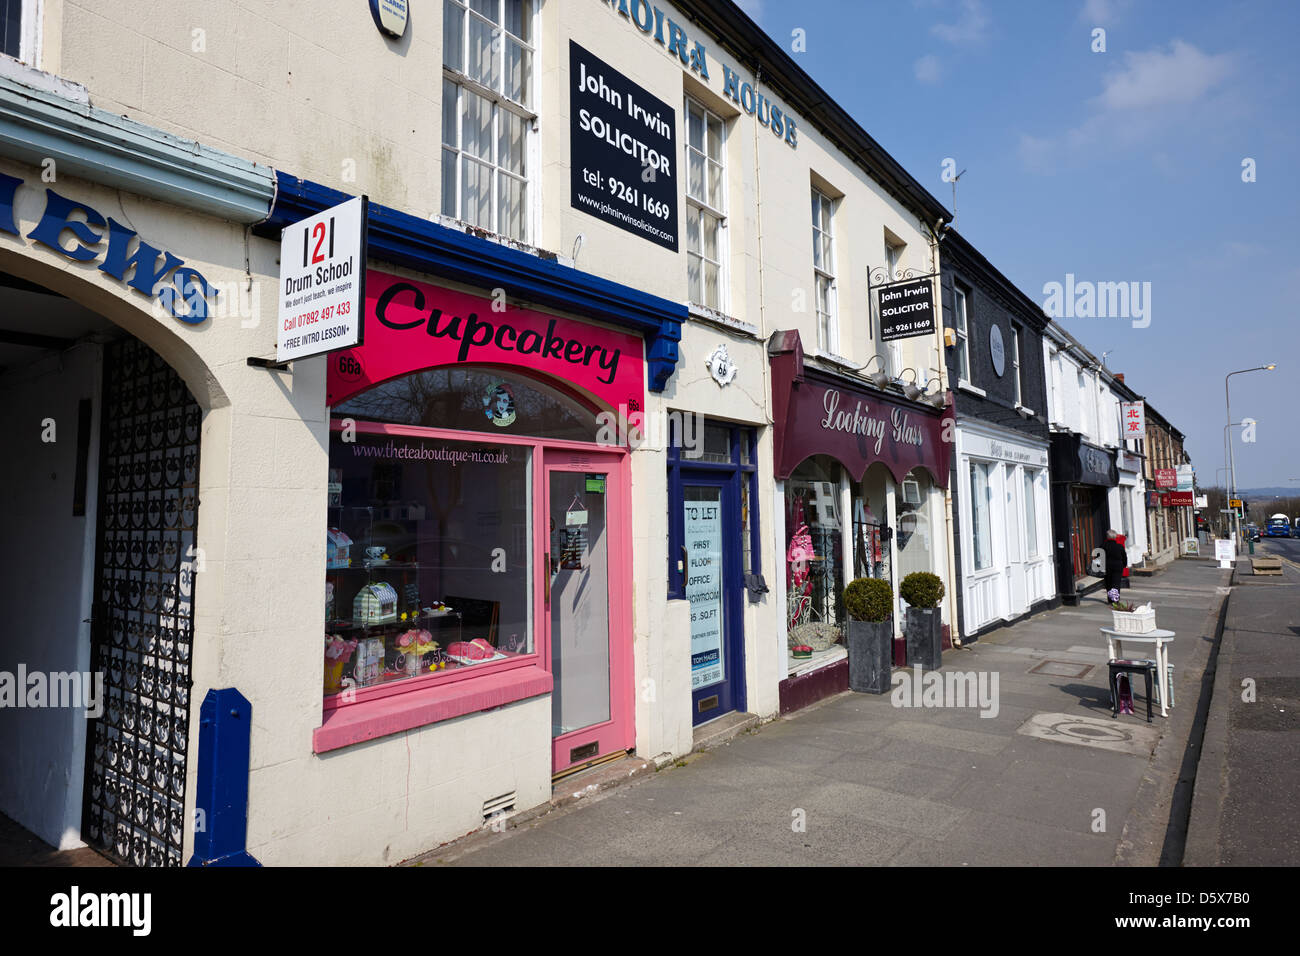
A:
[843,577,894,694]
[900,572,945,670]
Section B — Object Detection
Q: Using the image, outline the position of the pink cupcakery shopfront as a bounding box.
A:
[316,266,655,776]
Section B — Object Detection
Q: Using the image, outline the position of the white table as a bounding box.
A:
[1100,627,1175,718]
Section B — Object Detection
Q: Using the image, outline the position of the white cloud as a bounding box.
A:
[1095,40,1235,111]
[930,0,990,47]
[914,54,943,85]
[1078,0,1130,24]
[1019,40,1239,172]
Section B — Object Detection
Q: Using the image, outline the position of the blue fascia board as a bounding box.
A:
[258,172,684,391]
[0,75,274,223]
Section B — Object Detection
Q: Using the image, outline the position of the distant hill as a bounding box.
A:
[1240,487,1300,498]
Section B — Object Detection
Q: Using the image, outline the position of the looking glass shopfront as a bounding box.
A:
[320,272,645,774]
[769,331,955,676]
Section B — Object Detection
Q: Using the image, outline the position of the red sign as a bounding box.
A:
[1166,491,1194,506]
[326,269,645,410]
[1154,468,1177,489]
[769,330,953,487]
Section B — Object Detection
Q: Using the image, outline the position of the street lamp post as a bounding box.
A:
[1225,365,1276,546]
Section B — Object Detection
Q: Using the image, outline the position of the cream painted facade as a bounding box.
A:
[0,0,957,865]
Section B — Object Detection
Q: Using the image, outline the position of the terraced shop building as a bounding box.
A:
[0,0,952,865]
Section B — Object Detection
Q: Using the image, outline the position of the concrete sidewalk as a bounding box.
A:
[1186,542,1300,866]
[412,558,1229,867]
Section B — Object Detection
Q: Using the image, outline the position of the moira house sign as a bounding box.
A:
[0,173,218,323]
[600,0,798,147]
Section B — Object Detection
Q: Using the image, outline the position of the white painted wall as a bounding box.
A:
[0,342,100,849]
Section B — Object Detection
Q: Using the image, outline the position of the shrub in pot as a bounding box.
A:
[900,572,945,670]
[843,577,894,694]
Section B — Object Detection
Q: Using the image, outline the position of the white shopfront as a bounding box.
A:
[956,422,1053,636]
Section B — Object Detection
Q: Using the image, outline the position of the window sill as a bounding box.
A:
[687,303,758,336]
[312,664,553,753]
[957,381,987,398]
[431,215,569,266]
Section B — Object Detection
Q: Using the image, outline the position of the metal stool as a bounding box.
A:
[1108,659,1156,723]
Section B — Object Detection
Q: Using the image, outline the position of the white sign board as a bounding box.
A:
[276,196,367,362]
[685,496,724,690]
[1214,538,1236,568]
[370,0,409,38]
[1121,401,1145,440]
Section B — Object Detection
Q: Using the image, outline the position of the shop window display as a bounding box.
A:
[852,464,892,583]
[786,456,844,650]
[323,428,535,702]
[896,468,936,605]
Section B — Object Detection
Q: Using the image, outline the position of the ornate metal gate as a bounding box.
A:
[82,337,200,867]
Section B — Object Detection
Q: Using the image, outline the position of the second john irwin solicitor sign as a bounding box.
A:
[878,278,936,342]
[569,41,678,251]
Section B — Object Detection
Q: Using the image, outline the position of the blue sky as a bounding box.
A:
[738,0,1299,489]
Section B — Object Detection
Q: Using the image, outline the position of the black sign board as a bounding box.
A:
[569,41,678,251]
[878,278,936,342]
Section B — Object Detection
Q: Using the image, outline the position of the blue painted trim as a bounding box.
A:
[257,172,685,391]
[187,688,262,868]
[0,76,275,223]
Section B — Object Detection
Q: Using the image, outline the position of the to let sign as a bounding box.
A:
[277,197,367,362]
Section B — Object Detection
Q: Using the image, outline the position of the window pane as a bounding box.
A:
[498,109,525,174]
[811,191,820,229]
[703,262,720,310]
[701,210,718,260]
[822,234,834,273]
[469,0,496,17]
[1024,469,1038,557]
[812,227,823,270]
[497,171,525,241]
[462,90,493,160]
[701,424,732,463]
[688,151,704,203]
[443,0,465,72]
[686,204,701,254]
[441,148,459,217]
[467,12,499,90]
[462,156,493,228]
[958,338,969,382]
[688,104,704,151]
[820,196,832,232]
[970,463,991,570]
[506,41,531,107]
[687,252,702,304]
[707,160,723,209]
[441,80,459,147]
[707,116,723,161]
[504,0,531,42]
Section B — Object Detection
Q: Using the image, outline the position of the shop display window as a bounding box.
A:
[970,461,993,571]
[786,456,844,647]
[852,464,891,582]
[896,467,937,596]
[324,428,533,702]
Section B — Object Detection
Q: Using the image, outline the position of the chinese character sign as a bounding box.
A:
[1121,401,1145,438]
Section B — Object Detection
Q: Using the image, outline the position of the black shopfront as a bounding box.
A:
[1049,433,1118,605]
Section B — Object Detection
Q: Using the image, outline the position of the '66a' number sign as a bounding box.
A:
[276,196,368,362]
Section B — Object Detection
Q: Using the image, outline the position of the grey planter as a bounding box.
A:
[847,619,893,694]
[904,607,942,670]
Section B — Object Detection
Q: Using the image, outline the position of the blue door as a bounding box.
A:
[678,472,746,724]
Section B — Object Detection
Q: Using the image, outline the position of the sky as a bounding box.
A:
[736,0,1300,489]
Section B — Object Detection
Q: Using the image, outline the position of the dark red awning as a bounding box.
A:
[769,330,953,487]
